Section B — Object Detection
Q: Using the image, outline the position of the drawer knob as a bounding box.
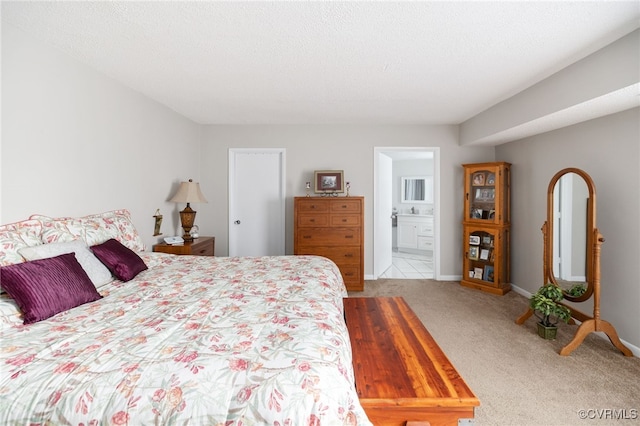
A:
[345,253,353,257]
[345,235,353,239]
[303,235,311,239]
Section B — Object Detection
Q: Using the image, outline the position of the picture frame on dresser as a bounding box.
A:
[314,170,344,194]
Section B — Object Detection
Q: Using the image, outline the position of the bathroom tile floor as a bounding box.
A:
[380,250,434,279]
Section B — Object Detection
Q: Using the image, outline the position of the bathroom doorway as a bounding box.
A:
[374,147,439,280]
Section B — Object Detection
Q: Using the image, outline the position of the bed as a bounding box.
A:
[0,210,371,425]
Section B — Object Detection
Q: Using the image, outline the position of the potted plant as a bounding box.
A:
[529,283,571,339]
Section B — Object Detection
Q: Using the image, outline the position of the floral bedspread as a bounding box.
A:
[0,254,371,425]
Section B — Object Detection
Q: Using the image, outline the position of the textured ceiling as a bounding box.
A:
[2,1,639,127]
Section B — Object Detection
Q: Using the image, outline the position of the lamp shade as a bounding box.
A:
[170,179,208,204]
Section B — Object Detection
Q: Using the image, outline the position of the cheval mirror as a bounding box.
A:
[516,167,632,356]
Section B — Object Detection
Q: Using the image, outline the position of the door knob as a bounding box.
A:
[234,220,241,225]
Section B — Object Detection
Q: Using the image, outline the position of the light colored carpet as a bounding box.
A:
[350,279,640,426]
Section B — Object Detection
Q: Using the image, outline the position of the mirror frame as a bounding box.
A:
[544,167,596,302]
[401,176,432,204]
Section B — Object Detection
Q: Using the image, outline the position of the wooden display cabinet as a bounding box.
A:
[463,162,510,226]
[461,162,511,295]
[461,226,510,295]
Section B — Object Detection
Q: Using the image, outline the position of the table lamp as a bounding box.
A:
[169,179,208,241]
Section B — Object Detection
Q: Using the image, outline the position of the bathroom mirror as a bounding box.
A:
[401,176,432,203]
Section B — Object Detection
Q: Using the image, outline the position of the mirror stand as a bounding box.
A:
[516,224,632,356]
[516,167,632,357]
[558,229,632,356]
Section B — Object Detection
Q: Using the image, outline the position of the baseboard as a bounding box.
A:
[366,274,462,281]
[511,284,640,357]
[439,274,462,281]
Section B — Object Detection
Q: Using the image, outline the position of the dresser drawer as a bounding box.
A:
[296,228,361,246]
[298,214,329,227]
[330,214,361,227]
[330,199,362,213]
[297,246,361,265]
[297,199,330,213]
[338,265,361,286]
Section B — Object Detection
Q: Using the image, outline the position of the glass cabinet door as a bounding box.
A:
[468,168,497,222]
[463,163,510,226]
[466,229,497,284]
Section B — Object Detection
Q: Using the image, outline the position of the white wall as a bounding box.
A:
[1,23,203,250]
[496,107,640,349]
[198,125,495,277]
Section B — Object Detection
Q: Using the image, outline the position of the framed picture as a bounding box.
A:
[472,172,485,186]
[483,265,494,282]
[482,236,492,245]
[471,208,483,219]
[486,173,496,185]
[314,170,344,194]
[469,235,480,245]
[473,267,483,279]
[475,188,495,201]
[480,248,490,261]
[469,246,479,260]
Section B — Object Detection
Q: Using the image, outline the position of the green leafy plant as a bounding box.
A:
[567,283,586,297]
[530,283,571,327]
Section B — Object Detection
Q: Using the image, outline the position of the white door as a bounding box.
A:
[374,152,393,277]
[228,149,285,256]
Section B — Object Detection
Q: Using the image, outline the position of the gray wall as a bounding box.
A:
[496,107,640,348]
[1,23,203,250]
[197,125,495,279]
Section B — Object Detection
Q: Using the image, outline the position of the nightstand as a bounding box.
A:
[152,237,215,256]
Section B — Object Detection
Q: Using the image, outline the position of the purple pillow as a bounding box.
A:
[91,239,147,282]
[0,253,102,324]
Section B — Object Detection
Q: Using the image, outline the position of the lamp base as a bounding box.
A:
[179,204,197,242]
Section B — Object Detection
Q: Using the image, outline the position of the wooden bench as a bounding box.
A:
[344,297,479,426]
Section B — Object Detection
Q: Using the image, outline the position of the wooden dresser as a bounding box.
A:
[294,196,364,291]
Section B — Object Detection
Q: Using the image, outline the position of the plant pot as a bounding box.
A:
[537,322,558,340]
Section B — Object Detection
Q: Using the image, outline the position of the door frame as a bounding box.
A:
[373,147,440,279]
[228,148,286,256]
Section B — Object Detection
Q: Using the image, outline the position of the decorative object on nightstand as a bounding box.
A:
[153,209,163,236]
[305,182,311,197]
[189,225,199,239]
[345,181,351,197]
[169,179,208,242]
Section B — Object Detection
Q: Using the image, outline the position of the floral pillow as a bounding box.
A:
[32,209,145,252]
[0,219,43,267]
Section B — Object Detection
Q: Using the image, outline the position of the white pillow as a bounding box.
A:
[19,240,114,288]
